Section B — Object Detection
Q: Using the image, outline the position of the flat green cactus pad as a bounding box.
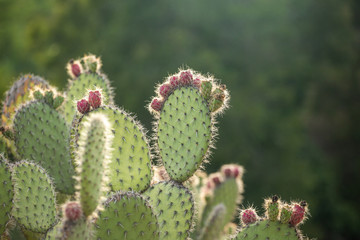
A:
[2,74,49,127]
[77,113,112,217]
[95,191,159,240]
[61,73,113,124]
[13,101,75,194]
[157,87,212,182]
[45,219,92,240]
[201,178,239,231]
[0,158,13,235]
[233,220,301,240]
[11,161,57,233]
[199,203,226,240]
[73,106,152,192]
[143,181,194,240]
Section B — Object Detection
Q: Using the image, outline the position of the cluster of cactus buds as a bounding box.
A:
[0,54,312,240]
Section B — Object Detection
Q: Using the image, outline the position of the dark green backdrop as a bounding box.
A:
[1,0,359,239]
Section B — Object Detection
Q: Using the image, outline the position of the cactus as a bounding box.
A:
[61,54,114,124]
[95,191,159,240]
[0,55,314,240]
[13,101,75,194]
[10,161,57,233]
[143,181,194,240]
[150,70,229,182]
[73,105,152,192]
[75,113,113,217]
[232,197,309,240]
[0,157,13,235]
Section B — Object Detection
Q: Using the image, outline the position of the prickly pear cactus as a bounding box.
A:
[198,203,227,240]
[11,161,57,233]
[149,70,229,182]
[73,106,152,192]
[95,191,159,240]
[75,113,113,217]
[0,157,13,235]
[13,101,75,194]
[233,197,309,240]
[144,181,194,240]
[61,55,114,124]
[1,74,50,127]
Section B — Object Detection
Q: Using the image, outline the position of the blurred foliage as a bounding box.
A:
[0,0,359,239]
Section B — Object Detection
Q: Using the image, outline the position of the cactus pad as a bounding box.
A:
[233,220,302,240]
[62,73,113,124]
[143,181,194,240]
[0,158,13,235]
[95,191,159,240]
[45,218,92,240]
[11,161,57,233]
[2,74,49,126]
[157,87,212,181]
[76,113,113,217]
[198,203,226,240]
[73,106,152,192]
[13,101,75,194]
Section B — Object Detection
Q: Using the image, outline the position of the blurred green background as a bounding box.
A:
[0,0,359,239]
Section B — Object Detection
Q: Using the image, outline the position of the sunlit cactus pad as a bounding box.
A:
[95,191,159,240]
[157,87,211,181]
[74,106,152,192]
[11,161,57,233]
[0,158,13,235]
[13,101,75,194]
[144,181,194,240]
[1,74,49,126]
[233,220,301,240]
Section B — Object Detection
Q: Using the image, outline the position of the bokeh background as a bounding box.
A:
[0,0,359,239]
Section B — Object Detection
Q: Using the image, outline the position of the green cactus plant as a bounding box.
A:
[0,54,314,240]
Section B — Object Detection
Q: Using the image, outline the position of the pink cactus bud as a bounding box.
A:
[88,90,101,109]
[211,176,221,186]
[65,202,82,221]
[290,202,307,226]
[159,84,172,98]
[223,168,232,178]
[179,71,193,85]
[233,167,240,178]
[77,99,90,114]
[169,76,180,87]
[193,78,201,88]
[151,98,163,112]
[71,63,81,77]
[241,209,257,225]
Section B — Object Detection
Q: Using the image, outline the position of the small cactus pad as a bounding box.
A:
[73,106,152,192]
[156,87,211,181]
[143,181,194,240]
[199,203,227,240]
[201,165,244,231]
[0,158,13,235]
[95,191,159,240]
[13,101,75,194]
[76,113,113,217]
[2,74,49,126]
[233,220,301,240]
[46,218,92,240]
[62,73,113,124]
[11,161,57,233]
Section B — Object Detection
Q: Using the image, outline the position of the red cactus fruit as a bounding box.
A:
[179,71,193,85]
[71,61,81,77]
[241,209,258,225]
[77,99,90,114]
[169,76,180,87]
[193,78,201,88]
[88,90,101,109]
[151,98,163,112]
[233,167,240,178]
[290,201,307,226]
[211,176,221,186]
[223,168,232,178]
[159,84,172,98]
[65,202,82,221]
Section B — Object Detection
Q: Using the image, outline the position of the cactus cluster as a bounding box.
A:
[0,54,312,240]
